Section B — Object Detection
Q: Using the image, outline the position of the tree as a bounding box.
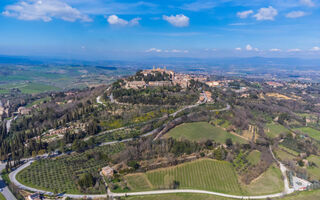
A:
[77,173,95,189]
[226,138,233,147]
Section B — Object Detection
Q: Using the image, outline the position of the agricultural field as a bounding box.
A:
[247,150,261,165]
[17,144,124,194]
[0,82,60,94]
[241,164,284,195]
[123,159,242,195]
[306,155,320,181]
[264,123,291,138]
[275,148,297,162]
[121,193,229,200]
[0,64,133,92]
[165,122,247,144]
[293,127,320,141]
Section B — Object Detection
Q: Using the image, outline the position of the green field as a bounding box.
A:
[265,123,291,138]
[247,150,261,165]
[0,82,60,94]
[275,148,297,162]
[242,164,284,195]
[123,159,242,195]
[17,144,123,194]
[293,127,320,141]
[307,155,320,181]
[123,159,283,196]
[165,122,247,144]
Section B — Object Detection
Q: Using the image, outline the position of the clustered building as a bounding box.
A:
[125,67,209,89]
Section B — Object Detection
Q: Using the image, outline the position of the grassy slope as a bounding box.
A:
[275,148,297,162]
[166,122,247,144]
[124,159,242,195]
[124,158,283,196]
[242,164,284,195]
[247,150,261,165]
[265,123,290,138]
[293,127,320,141]
[307,155,320,180]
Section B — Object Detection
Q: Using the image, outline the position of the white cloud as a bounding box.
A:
[300,0,315,7]
[235,47,242,51]
[163,14,189,27]
[246,44,253,51]
[286,11,306,18]
[2,0,91,22]
[288,48,301,52]
[171,49,189,53]
[145,48,188,53]
[107,15,141,26]
[254,6,278,21]
[146,48,162,53]
[182,0,216,11]
[245,44,259,51]
[237,10,253,19]
[311,46,320,51]
[270,48,281,52]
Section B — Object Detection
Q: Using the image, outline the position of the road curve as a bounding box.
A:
[0,163,17,200]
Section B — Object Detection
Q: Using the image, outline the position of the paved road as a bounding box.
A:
[0,163,17,200]
[269,145,294,194]
[109,189,288,199]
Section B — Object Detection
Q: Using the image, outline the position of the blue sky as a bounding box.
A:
[0,0,320,60]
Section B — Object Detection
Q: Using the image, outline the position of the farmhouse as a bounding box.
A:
[101,166,114,178]
[17,107,31,115]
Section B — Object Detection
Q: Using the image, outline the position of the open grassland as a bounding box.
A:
[17,144,123,194]
[0,82,60,94]
[124,159,243,195]
[265,123,291,138]
[307,155,320,181]
[275,148,297,162]
[293,127,320,141]
[247,150,261,165]
[279,145,300,156]
[280,190,320,200]
[242,164,284,195]
[121,193,229,200]
[165,122,247,144]
[125,174,153,191]
[123,159,284,196]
